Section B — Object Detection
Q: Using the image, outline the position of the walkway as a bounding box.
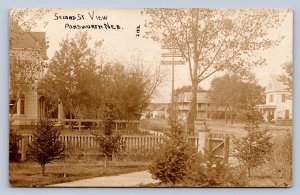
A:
[48,170,159,187]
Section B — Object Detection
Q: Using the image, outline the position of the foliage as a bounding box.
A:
[143,8,288,133]
[28,118,65,175]
[183,149,231,186]
[102,63,163,120]
[39,31,100,119]
[94,101,124,167]
[278,61,293,99]
[9,127,22,162]
[39,32,163,120]
[149,119,197,185]
[208,73,265,124]
[232,105,272,178]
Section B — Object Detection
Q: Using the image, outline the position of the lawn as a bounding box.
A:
[9,159,150,187]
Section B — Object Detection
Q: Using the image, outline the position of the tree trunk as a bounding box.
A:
[225,107,228,124]
[187,10,200,136]
[104,155,107,168]
[230,108,234,124]
[187,81,198,135]
[247,166,251,179]
[41,164,46,176]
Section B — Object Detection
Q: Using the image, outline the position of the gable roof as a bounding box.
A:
[266,75,286,93]
[145,103,168,111]
[10,31,48,60]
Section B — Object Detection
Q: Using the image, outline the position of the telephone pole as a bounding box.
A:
[161,45,185,119]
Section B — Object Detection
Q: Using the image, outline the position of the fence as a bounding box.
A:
[17,134,200,161]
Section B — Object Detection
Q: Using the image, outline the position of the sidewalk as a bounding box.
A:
[48,170,159,187]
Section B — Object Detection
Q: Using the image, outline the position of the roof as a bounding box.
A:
[10,31,48,60]
[176,92,210,103]
[146,103,168,111]
[265,75,286,93]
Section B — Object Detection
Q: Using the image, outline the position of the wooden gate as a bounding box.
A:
[207,133,230,163]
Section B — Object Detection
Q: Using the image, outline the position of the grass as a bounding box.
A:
[9,159,150,187]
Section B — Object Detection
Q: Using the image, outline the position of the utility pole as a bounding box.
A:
[161,45,185,119]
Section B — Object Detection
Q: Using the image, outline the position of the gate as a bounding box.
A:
[207,133,230,163]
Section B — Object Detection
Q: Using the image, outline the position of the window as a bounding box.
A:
[20,94,25,114]
[282,94,286,102]
[269,94,273,103]
[9,100,17,114]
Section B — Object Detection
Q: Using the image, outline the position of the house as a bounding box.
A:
[9,28,48,126]
[176,92,210,120]
[257,75,292,122]
[140,103,169,119]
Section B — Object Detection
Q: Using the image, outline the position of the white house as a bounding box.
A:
[9,29,48,126]
[257,75,292,122]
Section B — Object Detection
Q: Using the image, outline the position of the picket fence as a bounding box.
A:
[18,134,200,161]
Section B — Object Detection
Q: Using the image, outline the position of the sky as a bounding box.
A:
[23,8,293,103]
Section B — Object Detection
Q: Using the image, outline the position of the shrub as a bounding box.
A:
[149,119,197,185]
[183,149,232,187]
[28,118,65,175]
[9,127,22,162]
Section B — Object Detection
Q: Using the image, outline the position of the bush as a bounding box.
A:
[9,128,22,162]
[183,149,234,187]
[149,119,197,185]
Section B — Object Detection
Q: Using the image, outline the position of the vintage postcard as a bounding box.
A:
[9,8,292,187]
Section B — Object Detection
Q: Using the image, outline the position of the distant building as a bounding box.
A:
[10,29,48,126]
[176,92,210,120]
[257,75,292,122]
[141,103,169,119]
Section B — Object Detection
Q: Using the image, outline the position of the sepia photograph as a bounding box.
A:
[9,8,293,187]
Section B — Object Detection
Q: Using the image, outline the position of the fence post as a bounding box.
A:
[224,136,230,164]
[21,136,28,161]
[207,133,213,153]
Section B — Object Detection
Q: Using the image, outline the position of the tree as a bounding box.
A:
[94,101,124,167]
[149,118,197,185]
[209,74,244,124]
[208,73,265,124]
[143,8,287,134]
[232,104,272,179]
[278,61,292,99]
[39,31,100,119]
[28,119,65,175]
[106,63,164,120]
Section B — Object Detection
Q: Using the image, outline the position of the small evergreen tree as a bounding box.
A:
[149,117,197,185]
[95,101,123,167]
[232,104,272,178]
[28,118,65,175]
